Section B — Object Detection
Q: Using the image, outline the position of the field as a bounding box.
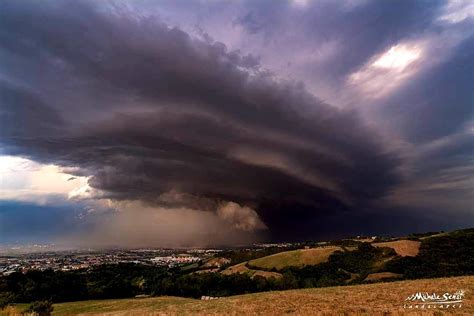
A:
[420,232,449,240]
[246,246,341,270]
[2,276,472,315]
[221,262,282,279]
[200,257,230,269]
[373,240,421,257]
[221,247,341,276]
[364,272,402,281]
[221,261,249,274]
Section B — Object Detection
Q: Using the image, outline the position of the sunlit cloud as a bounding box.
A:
[291,0,310,8]
[348,42,425,99]
[372,44,422,71]
[0,155,89,203]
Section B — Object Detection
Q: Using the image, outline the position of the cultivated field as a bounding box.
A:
[373,240,421,257]
[2,276,472,315]
[247,247,341,270]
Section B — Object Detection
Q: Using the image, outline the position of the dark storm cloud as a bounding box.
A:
[0,0,402,239]
[229,0,473,232]
[230,0,473,145]
[0,83,64,139]
[309,0,444,79]
[234,0,445,82]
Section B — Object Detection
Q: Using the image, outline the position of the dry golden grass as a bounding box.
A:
[351,238,376,243]
[221,262,251,275]
[373,240,421,257]
[247,247,341,271]
[3,275,472,315]
[250,270,283,279]
[201,257,230,269]
[0,306,27,316]
[365,272,403,281]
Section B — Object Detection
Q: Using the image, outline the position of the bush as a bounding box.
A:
[26,300,54,316]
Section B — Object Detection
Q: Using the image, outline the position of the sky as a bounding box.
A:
[0,0,473,247]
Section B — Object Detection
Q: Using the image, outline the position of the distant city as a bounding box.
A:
[0,242,303,276]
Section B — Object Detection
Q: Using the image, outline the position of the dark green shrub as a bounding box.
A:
[0,292,14,309]
[26,300,54,316]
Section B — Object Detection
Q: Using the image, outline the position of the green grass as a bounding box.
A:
[419,232,449,240]
[221,262,282,279]
[419,228,474,240]
[247,247,341,270]
[180,262,200,271]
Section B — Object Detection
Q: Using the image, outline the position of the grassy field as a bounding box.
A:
[2,275,472,315]
[200,257,230,269]
[247,247,341,270]
[221,262,282,279]
[364,272,403,281]
[222,247,341,276]
[420,232,449,240]
[373,240,421,257]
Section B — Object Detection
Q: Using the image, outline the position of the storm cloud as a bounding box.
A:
[0,0,472,245]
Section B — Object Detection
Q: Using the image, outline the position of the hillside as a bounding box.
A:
[222,246,342,277]
[1,228,472,313]
[373,240,421,257]
[220,229,473,285]
[3,276,472,315]
[247,247,341,270]
[221,262,282,279]
[221,247,342,279]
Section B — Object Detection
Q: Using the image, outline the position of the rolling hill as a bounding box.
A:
[221,262,283,279]
[373,240,421,257]
[221,229,472,284]
[2,228,472,315]
[247,247,341,270]
[222,246,343,278]
[3,276,472,315]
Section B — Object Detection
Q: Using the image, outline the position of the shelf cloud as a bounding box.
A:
[1,0,472,245]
